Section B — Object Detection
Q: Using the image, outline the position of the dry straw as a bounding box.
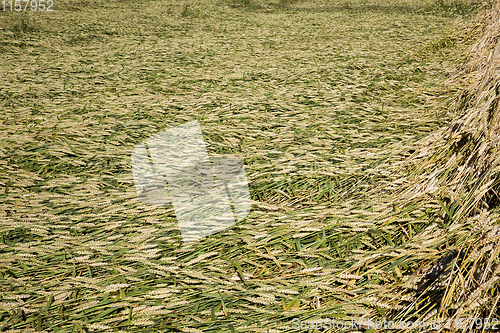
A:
[377,2,500,329]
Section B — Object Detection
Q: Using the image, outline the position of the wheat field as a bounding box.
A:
[0,0,497,331]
